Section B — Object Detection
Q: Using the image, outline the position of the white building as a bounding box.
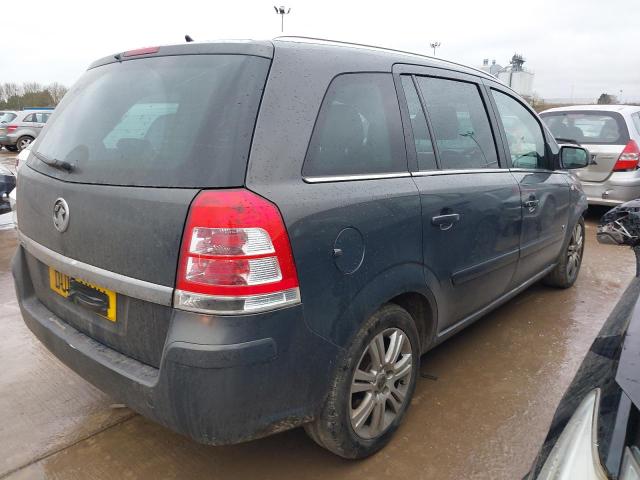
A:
[480,54,534,98]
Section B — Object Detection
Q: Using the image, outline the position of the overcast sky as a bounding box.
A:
[5,0,639,102]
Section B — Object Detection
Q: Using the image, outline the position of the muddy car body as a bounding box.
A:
[12,38,588,458]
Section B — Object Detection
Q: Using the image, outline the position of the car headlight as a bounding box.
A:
[537,389,609,480]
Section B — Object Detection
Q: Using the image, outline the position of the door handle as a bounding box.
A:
[524,198,539,212]
[431,213,460,231]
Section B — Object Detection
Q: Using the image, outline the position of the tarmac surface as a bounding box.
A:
[0,150,635,479]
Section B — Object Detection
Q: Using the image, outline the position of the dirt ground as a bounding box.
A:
[0,150,635,479]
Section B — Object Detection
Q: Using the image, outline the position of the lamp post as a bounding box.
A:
[430,41,441,57]
[274,6,291,33]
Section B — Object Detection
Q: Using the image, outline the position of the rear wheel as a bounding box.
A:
[544,217,585,288]
[304,304,420,458]
[16,136,33,152]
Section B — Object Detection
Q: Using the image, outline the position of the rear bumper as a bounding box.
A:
[0,134,17,146]
[11,245,340,445]
[581,172,640,205]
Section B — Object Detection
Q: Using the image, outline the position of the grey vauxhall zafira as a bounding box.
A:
[12,37,589,458]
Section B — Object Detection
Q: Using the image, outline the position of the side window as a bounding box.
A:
[492,90,546,169]
[34,113,46,123]
[415,76,498,170]
[632,112,640,136]
[303,73,406,177]
[23,113,35,122]
[400,76,436,170]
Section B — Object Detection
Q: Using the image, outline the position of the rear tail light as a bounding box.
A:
[174,189,300,315]
[6,125,17,133]
[613,140,640,171]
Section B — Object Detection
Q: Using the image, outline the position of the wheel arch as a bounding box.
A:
[325,262,440,354]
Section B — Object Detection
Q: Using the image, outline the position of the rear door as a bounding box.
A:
[540,110,630,182]
[488,85,571,285]
[396,66,522,333]
[17,50,271,367]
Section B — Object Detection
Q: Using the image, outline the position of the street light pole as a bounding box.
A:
[273,6,291,33]
[430,41,441,57]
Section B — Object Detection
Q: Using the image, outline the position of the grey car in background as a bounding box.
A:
[0,109,52,152]
[541,105,640,206]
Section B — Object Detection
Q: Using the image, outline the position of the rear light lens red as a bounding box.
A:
[175,189,300,314]
[6,125,17,133]
[613,140,640,171]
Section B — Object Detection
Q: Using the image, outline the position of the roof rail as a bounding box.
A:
[273,36,493,79]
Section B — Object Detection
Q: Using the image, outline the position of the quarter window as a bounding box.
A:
[415,76,498,170]
[401,76,436,170]
[303,73,406,177]
[492,90,546,169]
[23,113,35,122]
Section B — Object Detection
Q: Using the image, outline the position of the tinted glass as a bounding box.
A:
[303,73,406,177]
[416,76,498,170]
[492,90,546,169]
[541,111,629,145]
[633,113,640,136]
[23,113,35,122]
[401,76,436,170]
[31,55,270,188]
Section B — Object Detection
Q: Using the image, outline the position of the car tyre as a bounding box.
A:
[5,145,18,152]
[543,217,585,289]
[304,304,420,459]
[16,136,34,152]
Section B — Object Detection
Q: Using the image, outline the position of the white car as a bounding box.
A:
[540,105,640,205]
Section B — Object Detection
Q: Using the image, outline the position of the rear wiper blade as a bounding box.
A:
[33,151,74,172]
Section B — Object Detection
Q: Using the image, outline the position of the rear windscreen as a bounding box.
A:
[30,54,270,187]
[540,111,629,145]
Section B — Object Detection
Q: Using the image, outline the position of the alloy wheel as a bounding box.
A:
[349,328,413,439]
[17,137,32,151]
[567,222,584,280]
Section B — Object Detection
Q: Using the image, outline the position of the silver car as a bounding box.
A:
[541,105,640,205]
[0,109,52,152]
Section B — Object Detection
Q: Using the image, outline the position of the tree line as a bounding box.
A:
[0,82,68,110]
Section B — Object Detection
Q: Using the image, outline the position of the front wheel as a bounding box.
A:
[544,217,585,288]
[304,304,420,459]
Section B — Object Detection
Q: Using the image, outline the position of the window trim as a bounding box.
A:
[300,71,410,182]
[486,83,553,172]
[396,74,440,172]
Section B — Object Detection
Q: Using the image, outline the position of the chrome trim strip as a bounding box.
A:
[18,231,173,306]
[411,168,505,176]
[303,172,411,183]
[509,168,556,173]
[174,287,301,315]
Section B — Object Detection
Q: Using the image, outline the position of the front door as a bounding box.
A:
[488,88,571,286]
[398,71,522,332]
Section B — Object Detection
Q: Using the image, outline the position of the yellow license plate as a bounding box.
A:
[49,267,117,322]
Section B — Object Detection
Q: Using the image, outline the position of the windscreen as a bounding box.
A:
[30,54,270,187]
[541,111,629,145]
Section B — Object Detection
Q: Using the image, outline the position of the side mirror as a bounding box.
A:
[560,145,589,169]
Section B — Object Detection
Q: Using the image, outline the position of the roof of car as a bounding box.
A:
[541,104,640,114]
[272,37,497,81]
[92,37,499,83]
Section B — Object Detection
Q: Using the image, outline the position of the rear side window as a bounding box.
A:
[31,54,270,188]
[541,111,629,145]
[23,113,35,122]
[303,73,406,178]
[400,76,436,170]
[415,76,498,170]
[492,90,546,169]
